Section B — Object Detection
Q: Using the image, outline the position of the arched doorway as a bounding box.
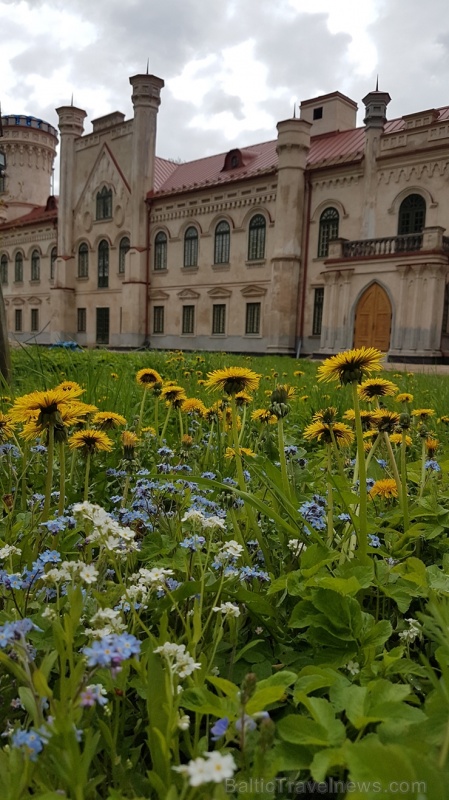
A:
[354,283,392,351]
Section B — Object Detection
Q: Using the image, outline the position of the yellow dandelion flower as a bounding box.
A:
[293,370,304,377]
[160,385,187,405]
[234,391,253,407]
[303,420,354,447]
[142,426,156,436]
[56,380,83,393]
[10,386,84,427]
[111,372,119,380]
[68,429,113,453]
[440,415,449,425]
[181,398,207,416]
[121,431,139,448]
[225,446,256,459]
[136,368,163,388]
[202,406,222,423]
[317,347,384,385]
[197,379,206,386]
[395,393,413,404]
[181,434,194,447]
[92,411,127,430]
[251,408,278,425]
[300,395,309,401]
[204,366,261,395]
[411,409,435,420]
[426,437,439,457]
[357,378,398,401]
[389,433,412,446]
[343,409,377,429]
[313,407,338,423]
[0,413,15,442]
[369,479,398,499]
[59,402,98,427]
[372,409,400,433]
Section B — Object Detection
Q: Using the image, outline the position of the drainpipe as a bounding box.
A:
[296,170,312,357]
[143,196,152,347]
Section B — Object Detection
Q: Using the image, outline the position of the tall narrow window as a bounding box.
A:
[245,302,261,335]
[212,304,226,335]
[184,227,199,267]
[248,214,266,261]
[78,243,89,278]
[30,308,39,332]
[98,240,109,288]
[398,194,426,235]
[96,308,110,344]
[15,309,22,332]
[119,236,130,274]
[153,306,165,334]
[15,253,23,282]
[214,221,230,264]
[31,250,40,281]
[182,305,195,334]
[154,232,167,270]
[77,308,87,333]
[317,207,339,258]
[50,247,57,281]
[0,255,8,285]
[96,186,112,220]
[312,287,324,336]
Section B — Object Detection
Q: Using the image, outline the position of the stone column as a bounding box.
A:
[390,265,409,353]
[319,270,340,352]
[267,117,311,354]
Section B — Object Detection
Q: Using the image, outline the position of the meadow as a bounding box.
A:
[0,345,449,799]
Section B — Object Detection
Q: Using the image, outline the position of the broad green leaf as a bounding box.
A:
[278,714,335,747]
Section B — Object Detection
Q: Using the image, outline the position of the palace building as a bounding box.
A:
[1,74,449,361]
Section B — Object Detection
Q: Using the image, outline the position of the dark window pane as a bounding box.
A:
[50,247,57,281]
[98,240,109,288]
[119,237,130,274]
[398,194,426,235]
[182,305,195,334]
[184,227,199,267]
[212,304,226,334]
[214,221,230,264]
[154,232,167,270]
[0,255,8,285]
[15,309,22,332]
[78,244,89,278]
[318,207,339,258]
[96,186,112,220]
[77,308,87,333]
[312,287,324,336]
[248,214,266,260]
[31,250,40,281]
[15,253,23,282]
[153,305,164,334]
[245,302,261,335]
[96,307,109,344]
[30,308,39,332]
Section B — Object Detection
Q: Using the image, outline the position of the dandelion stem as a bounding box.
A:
[352,383,368,563]
[383,432,403,505]
[400,430,410,532]
[136,389,147,435]
[326,443,334,545]
[159,404,172,444]
[84,451,91,502]
[42,423,55,522]
[277,416,291,500]
[419,437,427,498]
[58,441,66,516]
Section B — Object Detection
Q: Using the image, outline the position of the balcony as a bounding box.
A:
[327,227,449,261]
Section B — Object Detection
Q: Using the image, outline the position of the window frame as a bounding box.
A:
[97,240,109,289]
[397,194,426,235]
[14,253,23,283]
[245,302,261,335]
[96,307,110,345]
[15,308,22,332]
[30,308,39,333]
[0,254,8,285]
[50,247,57,281]
[96,186,113,220]
[214,221,230,265]
[183,226,199,268]
[212,303,226,335]
[247,214,266,261]
[78,243,89,278]
[77,308,87,333]
[119,236,130,274]
[317,207,339,258]
[182,304,195,335]
[153,305,165,334]
[31,249,40,282]
[154,231,168,271]
[312,287,324,336]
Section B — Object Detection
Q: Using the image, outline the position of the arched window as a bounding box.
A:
[96,186,112,220]
[154,232,167,271]
[98,240,109,288]
[31,249,40,281]
[15,252,23,282]
[50,247,57,281]
[0,254,8,285]
[78,243,89,278]
[214,221,230,264]
[318,207,339,258]
[248,214,266,261]
[119,236,130,274]
[398,194,426,235]
[184,227,198,268]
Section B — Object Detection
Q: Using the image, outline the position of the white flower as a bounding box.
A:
[154,642,201,679]
[0,545,21,559]
[345,660,360,675]
[255,627,264,635]
[287,539,306,556]
[217,540,243,561]
[182,509,206,525]
[204,751,237,783]
[201,516,226,531]
[177,714,190,731]
[399,618,422,643]
[41,607,57,620]
[213,602,241,618]
[79,564,99,585]
[184,757,212,787]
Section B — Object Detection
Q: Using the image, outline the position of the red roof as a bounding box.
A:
[151,106,449,197]
[0,196,58,232]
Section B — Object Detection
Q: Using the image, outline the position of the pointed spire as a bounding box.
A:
[70,93,74,106]
[146,58,149,75]
[375,74,379,92]
[293,102,296,119]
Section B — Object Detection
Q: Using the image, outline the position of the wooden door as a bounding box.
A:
[354,283,391,351]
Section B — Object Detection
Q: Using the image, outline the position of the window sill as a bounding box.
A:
[153,268,168,274]
[94,217,112,223]
[181,333,196,337]
[212,264,230,271]
[14,281,24,285]
[245,259,266,267]
[30,280,41,285]
[244,333,262,338]
[182,266,199,272]
[210,333,227,338]
[152,332,165,336]
[76,276,89,281]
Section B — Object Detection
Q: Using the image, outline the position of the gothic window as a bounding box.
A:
[78,243,89,278]
[119,237,130,274]
[398,194,426,235]
[214,221,230,264]
[184,227,199,268]
[318,208,339,258]
[248,214,266,261]
[96,186,113,220]
[15,253,23,283]
[50,247,57,281]
[98,240,109,288]
[31,250,40,281]
[154,232,167,270]
[0,255,8,284]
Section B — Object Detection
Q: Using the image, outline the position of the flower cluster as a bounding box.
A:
[154,642,201,679]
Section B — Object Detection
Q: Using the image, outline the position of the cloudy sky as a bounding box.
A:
[2,0,449,163]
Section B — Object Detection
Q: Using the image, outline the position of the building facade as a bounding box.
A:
[1,75,449,361]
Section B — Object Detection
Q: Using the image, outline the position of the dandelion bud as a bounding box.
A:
[398,413,411,430]
[240,672,257,705]
[258,716,276,749]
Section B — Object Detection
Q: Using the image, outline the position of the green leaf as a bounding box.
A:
[278,714,339,747]
[32,667,53,698]
[246,686,290,714]
[206,675,239,699]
